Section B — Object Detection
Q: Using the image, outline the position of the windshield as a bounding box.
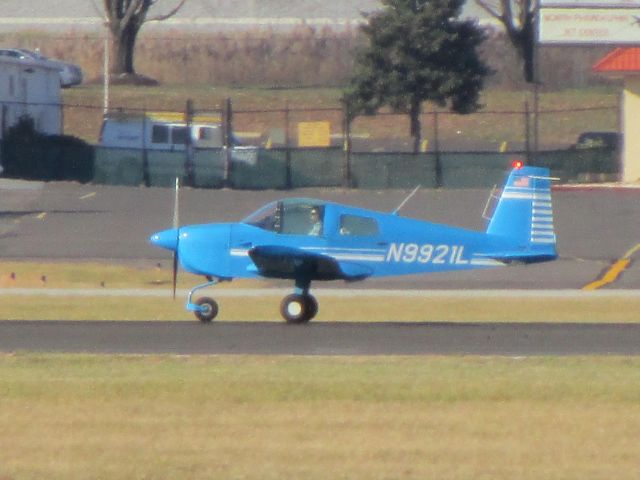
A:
[242,199,325,236]
[242,201,280,232]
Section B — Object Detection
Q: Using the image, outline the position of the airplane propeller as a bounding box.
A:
[172,177,180,299]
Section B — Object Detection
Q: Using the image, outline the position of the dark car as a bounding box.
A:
[573,131,621,150]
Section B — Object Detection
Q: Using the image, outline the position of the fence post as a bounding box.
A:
[524,100,531,164]
[1,104,6,138]
[342,103,352,188]
[185,98,195,187]
[433,111,442,188]
[284,101,292,189]
[223,97,233,188]
[142,111,150,187]
[533,83,539,164]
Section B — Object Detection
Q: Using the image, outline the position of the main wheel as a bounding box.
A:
[194,296,219,323]
[305,294,318,321]
[280,294,316,324]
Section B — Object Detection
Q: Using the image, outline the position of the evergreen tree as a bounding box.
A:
[344,0,491,152]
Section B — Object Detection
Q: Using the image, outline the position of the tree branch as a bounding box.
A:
[147,0,187,22]
[475,0,503,21]
[119,0,146,30]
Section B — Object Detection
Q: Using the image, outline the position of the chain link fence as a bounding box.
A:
[1,98,620,188]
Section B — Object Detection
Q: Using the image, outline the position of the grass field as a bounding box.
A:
[1,261,639,322]
[1,354,639,480]
[1,262,639,479]
[61,84,619,146]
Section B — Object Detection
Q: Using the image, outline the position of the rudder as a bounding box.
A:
[487,166,557,259]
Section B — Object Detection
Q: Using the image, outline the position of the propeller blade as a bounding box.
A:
[172,251,178,300]
[172,177,180,229]
[172,177,180,300]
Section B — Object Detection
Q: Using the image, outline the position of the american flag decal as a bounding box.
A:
[514,176,530,187]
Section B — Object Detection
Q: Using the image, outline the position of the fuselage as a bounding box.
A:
[153,199,517,280]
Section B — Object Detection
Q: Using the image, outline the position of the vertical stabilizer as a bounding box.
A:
[487,166,557,260]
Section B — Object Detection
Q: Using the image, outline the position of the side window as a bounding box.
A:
[281,204,324,236]
[339,215,379,236]
[197,126,223,147]
[171,126,189,145]
[151,125,168,144]
[199,127,213,140]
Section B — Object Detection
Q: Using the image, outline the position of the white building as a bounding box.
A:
[0,56,61,140]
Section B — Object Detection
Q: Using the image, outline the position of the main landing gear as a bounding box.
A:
[280,293,318,324]
[187,277,318,324]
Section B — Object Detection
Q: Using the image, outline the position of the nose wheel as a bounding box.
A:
[280,293,318,324]
[194,297,219,323]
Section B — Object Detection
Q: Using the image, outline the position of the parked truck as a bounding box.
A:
[99,112,228,150]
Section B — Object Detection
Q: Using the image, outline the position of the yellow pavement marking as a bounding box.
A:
[36,212,47,220]
[583,243,639,291]
[622,243,640,260]
[79,192,96,200]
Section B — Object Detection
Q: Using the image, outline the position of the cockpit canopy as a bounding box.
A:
[242,198,325,236]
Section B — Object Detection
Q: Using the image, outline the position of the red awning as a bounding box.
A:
[594,47,640,73]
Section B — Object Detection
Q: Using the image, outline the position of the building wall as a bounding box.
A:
[623,79,640,182]
[0,57,61,140]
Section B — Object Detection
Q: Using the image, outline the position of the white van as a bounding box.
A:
[99,115,225,150]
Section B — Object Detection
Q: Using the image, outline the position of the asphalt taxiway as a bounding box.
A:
[1,321,639,355]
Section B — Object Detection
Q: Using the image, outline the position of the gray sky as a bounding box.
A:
[0,0,489,29]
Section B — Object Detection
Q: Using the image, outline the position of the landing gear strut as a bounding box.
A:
[187,278,220,323]
[185,277,319,324]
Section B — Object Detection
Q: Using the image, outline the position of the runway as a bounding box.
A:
[1,321,640,355]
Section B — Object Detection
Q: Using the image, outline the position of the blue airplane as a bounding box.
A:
[149,164,557,323]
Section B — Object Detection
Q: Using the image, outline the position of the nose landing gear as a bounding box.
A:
[187,278,220,323]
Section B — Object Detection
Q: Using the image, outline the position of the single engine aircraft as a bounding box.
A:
[149,164,557,323]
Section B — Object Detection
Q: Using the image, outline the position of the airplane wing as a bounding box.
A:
[248,245,373,281]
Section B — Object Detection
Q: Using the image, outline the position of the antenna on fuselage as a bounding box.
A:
[392,185,421,215]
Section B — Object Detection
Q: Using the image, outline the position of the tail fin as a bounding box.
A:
[486,166,557,262]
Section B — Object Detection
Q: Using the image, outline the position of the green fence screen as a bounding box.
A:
[9,143,615,189]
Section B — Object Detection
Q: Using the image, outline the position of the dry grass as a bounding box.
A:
[0,261,639,322]
[2,296,640,323]
[59,84,620,150]
[0,355,639,480]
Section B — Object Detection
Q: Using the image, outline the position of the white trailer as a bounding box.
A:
[0,56,62,140]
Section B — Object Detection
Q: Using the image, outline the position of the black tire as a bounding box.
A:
[305,294,318,321]
[194,296,218,323]
[280,294,312,324]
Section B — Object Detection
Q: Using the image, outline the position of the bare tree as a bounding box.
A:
[101,0,187,80]
[475,0,537,82]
